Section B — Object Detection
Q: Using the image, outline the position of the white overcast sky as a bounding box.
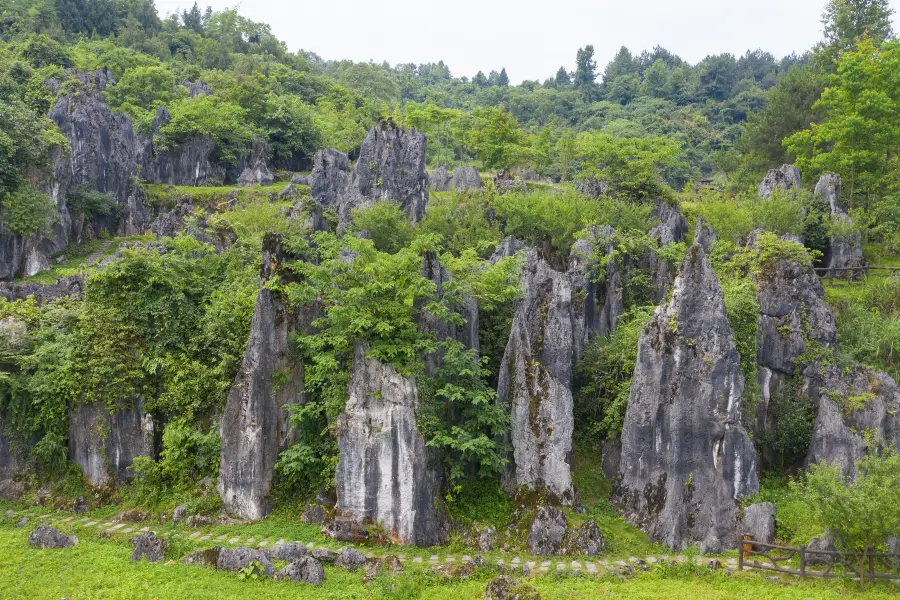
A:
[154,0,900,83]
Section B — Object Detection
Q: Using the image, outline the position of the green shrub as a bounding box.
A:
[1,184,55,236]
[156,95,255,165]
[351,201,416,253]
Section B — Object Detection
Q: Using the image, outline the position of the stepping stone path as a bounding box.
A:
[84,241,114,266]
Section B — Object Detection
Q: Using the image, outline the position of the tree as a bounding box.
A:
[263,94,324,168]
[554,66,571,87]
[697,53,738,101]
[574,45,597,101]
[473,71,488,88]
[182,2,205,33]
[799,451,900,582]
[643,59,670,98]
[498,67,510,87]
[156,95,255,165]
[105,65,177,129]
[785,39,900,209]
[603,46,640,104]
[822,0,895,51]
[468,106,528,170]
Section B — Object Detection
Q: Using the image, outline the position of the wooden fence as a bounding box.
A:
[815,266,900,286]
[738,537,900,582]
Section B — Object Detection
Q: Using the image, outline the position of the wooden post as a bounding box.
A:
[742,535,754,560]
[738,541,744,571]
[799,546,806,579]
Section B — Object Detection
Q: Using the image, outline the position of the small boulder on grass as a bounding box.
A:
[28,526,77,549]
[335,547,366,571]
[264,541,307,562]
[216,548,274,577]
[364,555,404,583]
[183,547,221,567]
[131,532,167,563]
[484,575,541,600]
[275,556,325,585]
[15,517,27,528]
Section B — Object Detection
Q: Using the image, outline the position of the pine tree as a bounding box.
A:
[822,0,895,50]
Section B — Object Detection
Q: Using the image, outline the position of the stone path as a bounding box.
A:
[2,510,746,579]
[84,241,114,266]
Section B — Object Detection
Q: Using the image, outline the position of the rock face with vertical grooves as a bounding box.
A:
[569,226,622,359]
[333,344,445,546]
[419,251,479,371]
[428,167,451,192]
[218,233,306,521]
[343,121,428,226]
[237,140,275,187]
[758,165,802,199]
[647,201,689,302]
[0,420,22,500]
[68,398,154,488]
[497,248,577,505]
[815,173,864,274]
[141,107,216,186]
[451,166,482,191]
[616,244,758,550]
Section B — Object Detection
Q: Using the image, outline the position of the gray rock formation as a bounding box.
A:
[141,107,216,186]
[237,141,274,187]
[569,226,623,355]
[600,437,621,480]
[340,120,428,227]
[616,245,758,550]
[494,171,527,195]
[429,167,451,192]
[291,173,309,186]
[521,170,538,182]
[816,174,864,276]
[419,252,479,374]
[0,276,84,305]
[484,575,541,600]
[150,203,235,253]
[131,532,167,563]
[275,557,325,585]
[0,420,22,500]
[182,80,211,98]
[310,148,351,212]
[497,248,577,504]
[68,398,154,488]
[758,165,802,199]
[740,502,776,544]
[451,166,482,191]
[264,542,307,562]
[183,547,221,567]
[333,343,445,546]
[335,547,367,571]
[216,548,275,576]
[566,519,605,556]
[574,178,609,199]
[28,526,77,549]
[526,505,569,556]
[806,531,837,565]
[218,233,306,521]
[694,218,717,252]
[805,365,900,479]
[648,201,689,301]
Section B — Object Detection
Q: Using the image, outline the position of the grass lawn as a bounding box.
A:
[0,526,896,600]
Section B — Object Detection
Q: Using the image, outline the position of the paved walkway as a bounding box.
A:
[84,240,114,266]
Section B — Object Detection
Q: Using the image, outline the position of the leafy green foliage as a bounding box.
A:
[351,201,416,254]
[0,184,54,236]
[105,65,178,131]
[156,95,255,165]
[756,383,817,472]
[130,419,221,500]
[799,451,900,557]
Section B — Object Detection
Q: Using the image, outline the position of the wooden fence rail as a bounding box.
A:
[738,537,900,582]
[814,265,900,286]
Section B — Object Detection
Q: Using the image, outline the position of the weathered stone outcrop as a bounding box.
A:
[419,252,479,374]
[494,171,526,195]
[29,526,77,549]
[216,548,275,576]
[182,79,211,98]
[497,249,577,504]
[616,245,758,550]
[574,178,608,199]
[218,233,306,521]
[805,365,900,479]
[237,141,274,187]
[150,203,235,253]
[694,218,717,252]
[816,174,864,275]
[569,226,622,357]
[333,343,445,546]
[484,575,541,600]
[451,166,482,191]
[647,201,689,301]
[141,107,216,186]
[338,120,428,227]
[739,502,775,544]
[758,165,802,199]
[68,398,154,488]
[0,276,84,305]
[275,557,325,585]
[429,167,451,191]
[526,505,568,556]
[131,532,167,563]
[0,420,22,500]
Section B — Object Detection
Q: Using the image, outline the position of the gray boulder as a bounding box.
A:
[310,148,351,213]
[451,166,482,191]
[301,504,327,525]
[69,397,153,488]
[218,233,306,520]
[322,515,368,543]
[15,517,27,528]
[566,519,605,556]
[216,548,275,576]
[335,546,367,571]
[526,505,568,556]
[182,80,211,98]
[172,503,187,524]
[311,548,337,562]
[141,107,215,186]
[740,502,776,545]
[275,557,325,585]
[600,437,621,480]
[183,547,221,567]
[616,245,758,550]
[0,276,85,306]
[151,203,235,253]
[291,173,309,186]
[131,532,167,563]
[806,532,837,565]
[484,575,541,600]
[28,526,77,549]
[498,249,577,504]
[429,166,451,191]
[758,165,802,199]
[333,343,445,546]
[265,542,307,562]
[700,531,723,555]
